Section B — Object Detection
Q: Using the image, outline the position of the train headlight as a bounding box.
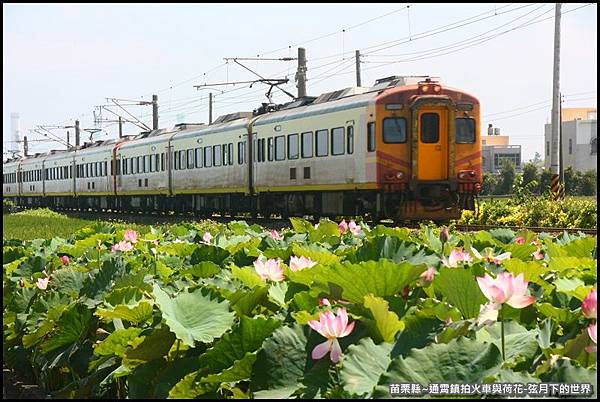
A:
[433,85,441,93]
[421,85,429,93]
[458,170,476,180]
[396,172,404,179]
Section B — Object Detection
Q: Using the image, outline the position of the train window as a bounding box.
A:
[144,155,150,172]
[223,144,229,166]
[155,154,160,171]
[138,156,143,173]
[267,137,273,161]
[257,139,263,162]
[173,151,179,170]
[97,162,101,177]
[228,143,234,165]
[420,113,439,143]
[455,118,476,144]
[238,142,245,164]
[253,138,257,162]
[316,129,328,157]
[213,145,222,166]
[195,147,203,168]
[187,149,194,169]
[301,131,313,158]
[149,154,155,172]
[288,133,299,160]
[275,135,285,161]
[122,159,127,175]
[132,158,137,174]
[181,150,188,170]
[104,161,108,176]
[347,126,354,154]
[85,164,89,178]
[367,122,376,151]
[204,147,213,167]
[161,153,165,171]
[383,117,407,143]
[331,127,345,155]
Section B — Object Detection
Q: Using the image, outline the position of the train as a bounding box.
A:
[3,75,482,221]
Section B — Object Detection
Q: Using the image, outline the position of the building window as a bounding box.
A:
[275,135,285,161]
[367,122,376,151]
[316,129,328,156]
[288,133,299,160]
[493,153,520,169]
[383,117,407,143]
[456,118,476,144]
[301,131,313,158]
[568,138,572,155]
[331,127,345,155]
[591,138,597,155]
[546,141,550,156]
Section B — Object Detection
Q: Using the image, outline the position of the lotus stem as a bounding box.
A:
[500,304,506,361]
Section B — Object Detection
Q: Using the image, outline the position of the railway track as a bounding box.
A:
[17,206,597,236]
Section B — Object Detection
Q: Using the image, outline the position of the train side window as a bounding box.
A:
[161,153,165,171]
[122,159,127,175]
[316,129,328,157]
[347,126,354,154]
[288,133,299,160]
[275,135,285,161]
[455,118,476,144]
[383,117,407,143]
[130,158,135,174]
[301,131,313,158]
[237,142,245,164]
[367,122,376,151]
[331,127,345,155]
[144,155,149,172]
[85,164,89,178]
[228,143,234,165]
[204,147,212,167]
[187,149,194,169]
[181,150,188,170]
[104,161,108,176]
[256,138,263,162]
[149,154,154,172]
[420,113,440,143]
[155,154,160,171]
[70,165,73,178]
[138,156,143,173]
[195,147,203,168]
[223,144,229,166]
[213,145,222,166]
[267,137,273,161]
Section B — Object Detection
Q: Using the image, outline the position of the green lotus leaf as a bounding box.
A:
[153,284,235,346]
[339,337,393,397]
[433,267,487,319]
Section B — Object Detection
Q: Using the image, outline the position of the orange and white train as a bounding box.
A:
[3,75,482,221]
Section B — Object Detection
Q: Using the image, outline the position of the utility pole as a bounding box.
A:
[23,135,29,156]
[355,50,362,87]
[559,92,564,182]
[66,131,70,149]
[75,120,81,148]
[296,47,307,98]
[209,92,213,124]
[152,94,159,130]
[118,116,123,138]
[549,3,561,176]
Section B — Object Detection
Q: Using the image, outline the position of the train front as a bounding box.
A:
[374,78,482,221]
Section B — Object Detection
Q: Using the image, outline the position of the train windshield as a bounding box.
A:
[456,118,476,143]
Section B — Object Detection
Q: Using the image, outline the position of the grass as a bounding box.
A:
[3,209,151,241]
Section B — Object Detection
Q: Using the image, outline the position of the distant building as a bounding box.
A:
[481,125,522,172]
[544,107,597,173]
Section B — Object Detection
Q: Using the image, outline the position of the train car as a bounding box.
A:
[42,149,75,208]
[18,153,45,207]
[3,159,19,198]
[3,75,482,221]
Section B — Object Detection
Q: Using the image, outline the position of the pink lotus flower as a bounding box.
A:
[308,308,355,363]
[532,249,544,260]
[471,248,512,265]
[253,256,285,282]
[515,236,525,245]
[203,232,213,243]
[269,230,284,241]
[442,248,473,267]
[586,323,597,353]
[338,219,349,234]
[348,221,362,235]
[582,289,597,319]
[112,241,134,252]
[420,267,438,285]
[36,277,49,290]
[123,229,138,243]
[61,255,70,265]
[476,272,536,324]
[289,255,317,272]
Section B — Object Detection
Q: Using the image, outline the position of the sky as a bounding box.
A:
[3,3,597,163]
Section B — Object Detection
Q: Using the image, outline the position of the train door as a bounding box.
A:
[344,123,355,182]
[417,107,448,180]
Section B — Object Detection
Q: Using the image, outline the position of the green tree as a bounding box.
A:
[521,162,539,189]
[579,170,597,196]
[497,159,516,195]
[563,166,583,195]
[481,172,499,195]
[539,169,553,196]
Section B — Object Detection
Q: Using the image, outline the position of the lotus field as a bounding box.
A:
[2,218,597,398]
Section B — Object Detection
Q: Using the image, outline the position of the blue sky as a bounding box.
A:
[3,3,597,162]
